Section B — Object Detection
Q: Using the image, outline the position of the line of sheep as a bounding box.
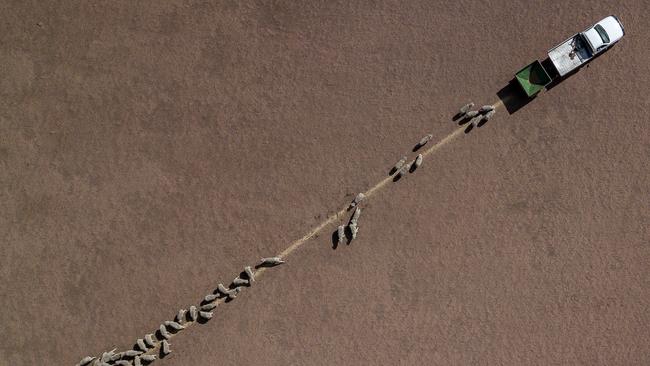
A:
[77,103,487,365]
[334,132,430,246]
[76,257,285,366]
[457,102,496,128]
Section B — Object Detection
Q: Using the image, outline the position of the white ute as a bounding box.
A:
[548,15,625,77]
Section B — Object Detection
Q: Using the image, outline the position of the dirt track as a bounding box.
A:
[1,1,649,365]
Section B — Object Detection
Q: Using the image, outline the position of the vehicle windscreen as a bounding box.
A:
[595,24,610,43]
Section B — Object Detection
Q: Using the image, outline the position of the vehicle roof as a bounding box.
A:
[584,27,605,51]
[596,15,624,43]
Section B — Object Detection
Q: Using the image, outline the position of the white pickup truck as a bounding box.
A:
[547,15,625,77]
[515,15,625,97]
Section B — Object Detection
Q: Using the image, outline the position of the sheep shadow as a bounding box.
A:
[154,329,169,342]
[196,314,212,324]
[455,113,475,125]
[476,118,489,128]
[452,111,466,121]
[331,225,355,249]
[331,230,339,250]
[412,142,425,152]
[392,172,405,182]
[159,345,170,359]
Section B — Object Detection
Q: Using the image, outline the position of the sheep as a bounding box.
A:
[410,154,423,172]
[204,293,219,303]
[350,207,361,225]
[136,338,147,351]
[189,305,198,321]
[390,156,407,175]
[175,309,187,323]
[123,350,143,357]
[459,102,475,116]
[144,334,155,348]
[478,105,494,113]
[349,222,358,240]
[260,257,285,266]
[164,320,184,331]
[114,361,130,366]
[244,266,255,283]
[217,283,229,295]
[161,340,172,356]
[483,110,495,121]
[350,193,365,208]
[394,164,409,180]
[100,349,117,362]
[414,134,433,150]
[199,310,214,320]
[419,134,433,146]
[201,302,217,311]
[78,356,96,366]
[466,110,479,118]
[469,115,483,127]
[134,357,142,366]
[159,324,171,339]
[226,287,241,300]
[140,354,156,362]
[232,277,249,286]
[337,225,346,243]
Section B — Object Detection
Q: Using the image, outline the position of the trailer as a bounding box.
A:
[515,15,625,97]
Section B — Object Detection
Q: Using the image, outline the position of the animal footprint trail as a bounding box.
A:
[81,103,501,365]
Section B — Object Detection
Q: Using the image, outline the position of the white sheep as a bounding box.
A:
[201,302,217,311]
[232,277,249,286]
[350,207,362,225]
[175,309,186,323]
[159,324,171,339]
[350,193,365,208]
[161,340,172,356]
[244,266,255,283]
[144,334,155,348]
[78,356,96,366]
[478,105,494,113]
[204,293,218,303]
[337,225,346,243]
[140,354,156,362]
[217,283,229,295]
[349,222,359,240]
[411,154,423,171]
[136,338,147,351]
[164,320,184,331]
[459,102,475,116]
[199,310,214,320]
[260,257,285,266]
[189,305,198,321]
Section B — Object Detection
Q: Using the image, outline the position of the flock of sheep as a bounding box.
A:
[333,127,437,246]
[77,101,495,365]
[457,102,496,128]
[76,258,285,366]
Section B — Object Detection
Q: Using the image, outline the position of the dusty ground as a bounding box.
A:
[1,1,649,365]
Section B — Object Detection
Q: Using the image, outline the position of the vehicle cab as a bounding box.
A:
[581,15,625,54]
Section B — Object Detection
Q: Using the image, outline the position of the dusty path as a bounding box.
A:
[89,102,498,363]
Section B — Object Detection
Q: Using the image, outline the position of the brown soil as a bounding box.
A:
[1,2,649,365]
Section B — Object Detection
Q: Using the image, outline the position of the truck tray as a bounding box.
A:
[515,60,552,97]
